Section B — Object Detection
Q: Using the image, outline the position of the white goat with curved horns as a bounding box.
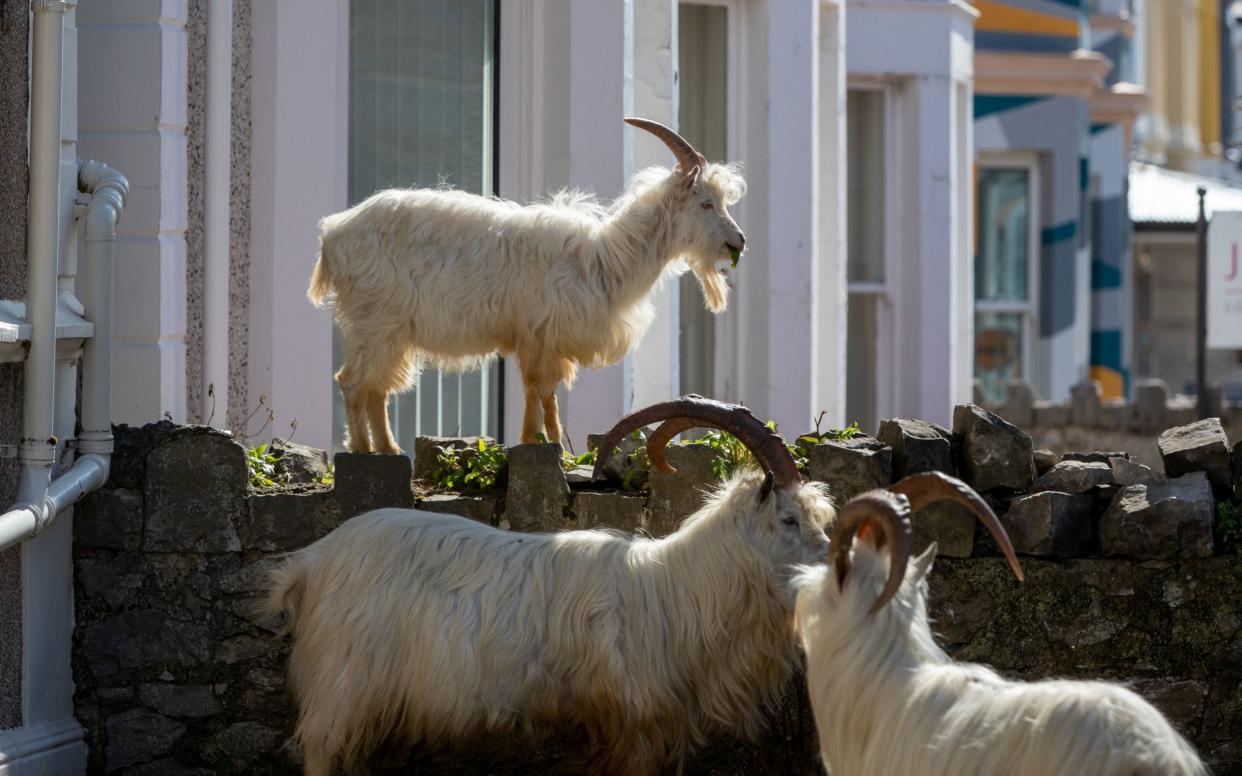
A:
[262,397,826,776]
[309,119,746,453]
[794,472,1207,776]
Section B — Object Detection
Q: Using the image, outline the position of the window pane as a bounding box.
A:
[974,310,1025,404]
[846,294,879,435]
[847,90,885,284]
[336,0,498,452]
[678,3,728,397]
[976,168,1030,302]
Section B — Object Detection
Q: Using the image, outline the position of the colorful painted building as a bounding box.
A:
[971,0,1145,401]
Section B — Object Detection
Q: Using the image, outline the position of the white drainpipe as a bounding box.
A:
[0,3,127,551]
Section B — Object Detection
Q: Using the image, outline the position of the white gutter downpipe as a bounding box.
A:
[0,0,69,551]
[0,4,127,551]
[203,0,232,423]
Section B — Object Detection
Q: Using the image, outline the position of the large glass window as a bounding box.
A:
[974,164,1037,403]
[677,2,729,398]
[336,0,498,452]
[845,88,890,435]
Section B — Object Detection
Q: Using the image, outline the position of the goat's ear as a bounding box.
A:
[758,470,775,502]
[680,165,701,190]
[912,541,938,580]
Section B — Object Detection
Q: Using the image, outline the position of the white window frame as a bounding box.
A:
[975,153,1042,391]
[845,78,902,429]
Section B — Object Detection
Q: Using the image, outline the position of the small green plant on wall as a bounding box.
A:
[433,438,508,491]
[246,443,279,488]
[689,411,861,479]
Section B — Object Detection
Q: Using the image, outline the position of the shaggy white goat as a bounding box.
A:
[262,398,828,775]
[308,119,746,453]
[793,474,1207,776]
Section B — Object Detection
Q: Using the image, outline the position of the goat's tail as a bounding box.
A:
[307,251,333,307]
[257,554,309,637]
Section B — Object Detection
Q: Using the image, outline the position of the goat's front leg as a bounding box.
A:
[366,389,401,455]
[520,384,545,444]
[339,376,372,453]
[541,391,562,445]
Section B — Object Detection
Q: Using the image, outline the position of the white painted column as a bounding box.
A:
[247,0,343,451]
[78,0,189,424]
[817,0,848,430]
[559,0,635,449]
[763,0,835,435]
[629,0,680,410]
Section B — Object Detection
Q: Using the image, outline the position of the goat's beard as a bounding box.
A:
[689,254,730,313]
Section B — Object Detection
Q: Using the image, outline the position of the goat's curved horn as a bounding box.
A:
[624,117,707,172]
[889,471,1024,582]
[828,491,913,615]
[591,394,800,489]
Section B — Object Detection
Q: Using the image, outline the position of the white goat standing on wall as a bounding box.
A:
[308,119,746,452]
[262,397,830,775]
[793,474,1208,776]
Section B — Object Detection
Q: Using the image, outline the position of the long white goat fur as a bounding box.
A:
[793,544,1207,776]
[262,471,832,774]
[308,165,743,393]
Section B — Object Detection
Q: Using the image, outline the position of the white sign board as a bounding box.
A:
[1207,211,1242,349]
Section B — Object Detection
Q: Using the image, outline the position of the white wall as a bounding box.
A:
[78,0,189,425]
[248,0,343,451]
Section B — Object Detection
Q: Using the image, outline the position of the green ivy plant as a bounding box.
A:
[433,438,508,491]
[246,444,279,488]
[315,462,335,487]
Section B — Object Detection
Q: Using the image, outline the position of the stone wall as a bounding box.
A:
[985,379,1242,469]
[73,407,1242,774]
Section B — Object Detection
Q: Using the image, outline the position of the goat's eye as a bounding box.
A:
[782,516,798,528]
[701,201,713,210]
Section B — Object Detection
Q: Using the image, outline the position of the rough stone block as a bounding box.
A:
[1159,418,1233,496]
[269,437,329,484]
[106,708,185,771]
[1001,381,1035,428]
[138,683,222,718]
[505,443,569,532]
[573,491,646,532]
[647,444,719,537]
[333,452,413,518]
[83,610,210,678]
[876,417,953,479]
[1129,679,1209,741]
[1071,380,1103,426]
[241,491,336,551]
[77,555,145,609]
[412,435,495,483]
[75,487,143,551]
[1002,491,1094,557]
[1033,449,1059,476]
[418,493,498,525]
[107,420,180,489]
[199,721,284,766]
[1112,457,1164,488]
[807,435,892,503]
[1032,461,1113,494]
[911,503,975,558]
[953,403,1035,492]
[565,464,596,486]
[1101,472,1215,559]
[144,431,244,552]
[1133,379,1170,433]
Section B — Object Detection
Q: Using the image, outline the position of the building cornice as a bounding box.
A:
[846,0,980,23]
[1089,11,1137,38]
[1090,82,1151,125]
[974,49,1112,98]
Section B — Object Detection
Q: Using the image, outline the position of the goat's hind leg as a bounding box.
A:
[366,389,401,455]
[337,368,372,454]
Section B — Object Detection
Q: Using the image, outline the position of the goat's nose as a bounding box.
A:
[735,232,746,252]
